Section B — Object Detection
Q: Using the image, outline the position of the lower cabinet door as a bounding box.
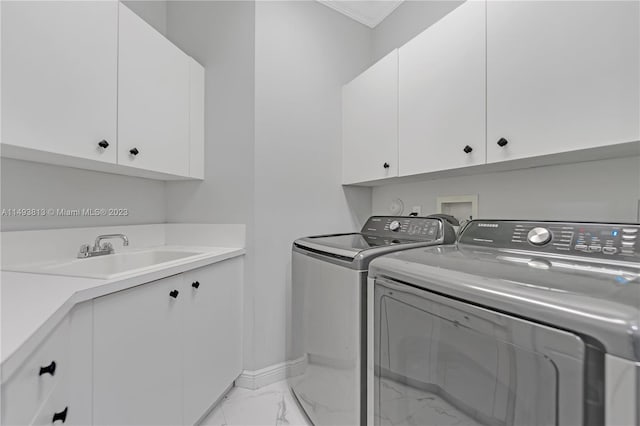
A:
[182,258,243,425]
[93,275,184,426]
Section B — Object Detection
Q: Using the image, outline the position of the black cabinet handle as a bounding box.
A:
[39,360,56,376]
[129,147,139,156]
[192,281,200,289]
[169,290,179,298]
[383,162,390,169]
[497,138,509,147]
[463,145,473,154]
[52,407,68,424]
[98,140,109,149]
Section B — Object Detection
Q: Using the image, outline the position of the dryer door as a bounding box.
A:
[374,278,587,426]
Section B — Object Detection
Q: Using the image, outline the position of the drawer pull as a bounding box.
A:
[463,145,473,154]
[52,407,68,423]
[39,361,56,376]
[192,281,200,289]
[169,290,179,299]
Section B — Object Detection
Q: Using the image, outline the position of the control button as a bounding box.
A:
[389,220,401,232]
[622,241,636,247]
[588,245,601,253]
[622,234,637,240]
[621,249,635,255]
[527,227,552,246]
[602,247,617,255]
[623,228,638,234]
[574,244,589,252]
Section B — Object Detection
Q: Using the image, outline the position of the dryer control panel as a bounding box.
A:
[362,216,442,241]
[460,220,639,260]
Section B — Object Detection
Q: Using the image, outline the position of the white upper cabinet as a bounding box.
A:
[342,49,399,184]
[1,1,118,163]
[487,0,640,163]
[189,58,206,180]
[399,1,486,175]
[117,4,190,176]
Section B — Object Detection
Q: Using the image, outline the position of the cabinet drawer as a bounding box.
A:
[1,319,70,426]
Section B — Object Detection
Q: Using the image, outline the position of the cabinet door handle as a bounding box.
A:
[39,360,56,376]
[192,281,200,289]
[383,162,390,169]
[98,140,109,149]
[169,290,179,299]
[497,138,509,147]
[129,147,139,156]
[52,407,68,423]
[463,145,473,154]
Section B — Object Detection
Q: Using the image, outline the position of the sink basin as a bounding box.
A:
[6,249,206,279]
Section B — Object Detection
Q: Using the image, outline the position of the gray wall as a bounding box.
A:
[372,0,463,61]
[163,0,257,369]
[122,1,168,36]
[0,158,166,231]
[372,157,640,222]
[253,0,372,370]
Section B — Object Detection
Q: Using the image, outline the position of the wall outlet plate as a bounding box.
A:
[437,194,478,222]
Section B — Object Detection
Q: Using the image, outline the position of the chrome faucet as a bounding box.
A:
[78,234,129,258]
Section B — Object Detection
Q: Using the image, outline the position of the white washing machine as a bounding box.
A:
[289,215,457,426]
[369,220,640,426]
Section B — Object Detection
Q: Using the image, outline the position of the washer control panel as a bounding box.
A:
[362,216,441,241]
[460,220,639,260]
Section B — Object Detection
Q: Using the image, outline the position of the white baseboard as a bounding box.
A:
[235,355,307,390]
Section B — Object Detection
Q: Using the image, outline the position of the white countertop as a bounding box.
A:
[1,224,246,380]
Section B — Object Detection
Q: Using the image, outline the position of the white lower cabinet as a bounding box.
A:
[182,258,243,425]
[93,259,243,426]
[93,274,184,426]
[1,259,243,426]
[1,302,93,426]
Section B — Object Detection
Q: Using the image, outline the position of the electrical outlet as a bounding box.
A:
[411,206,422,216]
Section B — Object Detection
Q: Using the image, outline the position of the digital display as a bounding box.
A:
[408,223,422,235]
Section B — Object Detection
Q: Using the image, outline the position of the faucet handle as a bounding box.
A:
[78,244,91,258]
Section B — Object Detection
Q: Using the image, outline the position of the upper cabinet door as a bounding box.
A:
[399,1,486,176]
[118,4,190,176]
[1,1,118,163]
[487,0,640,163]
[342,49,399,185]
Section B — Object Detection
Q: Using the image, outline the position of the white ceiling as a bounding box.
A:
[317,1,405,28]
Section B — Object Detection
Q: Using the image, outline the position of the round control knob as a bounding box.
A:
[389,220,401,232]
[527,227,552,246]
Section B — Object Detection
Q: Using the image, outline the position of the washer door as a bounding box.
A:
[374,278,586,426]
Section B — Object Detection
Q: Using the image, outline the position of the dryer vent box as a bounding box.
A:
[437,195,478,222]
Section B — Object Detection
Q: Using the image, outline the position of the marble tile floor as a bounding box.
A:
[201,380,311,426]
